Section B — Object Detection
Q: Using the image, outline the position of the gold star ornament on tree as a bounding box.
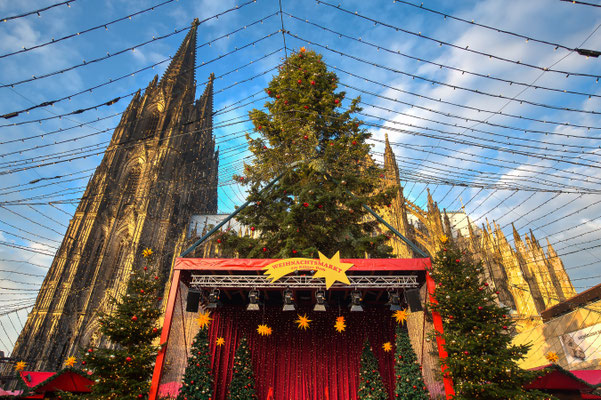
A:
[394,309,408,325]
[295,314,312,330]
[439,234,449,244]
[216,337,225,346]
[257,324,273,336]
[545,351,559,363]
[197,311,212,330]
[334,316,346,333]
[64,356,77,367]
[14,361,26,371]
[142,248,153,258]
[382,342,392,352]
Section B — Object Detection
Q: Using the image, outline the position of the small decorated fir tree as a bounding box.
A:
[227,337,256,400]
[219,48,394,259]
[429,242,551,399]
[78,249,162,399]
[394,324,429,399]
[357,340,387,400]
[177,324,213,400]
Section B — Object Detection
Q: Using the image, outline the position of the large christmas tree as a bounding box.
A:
[357,340,388,400]
[177,323,213,400]
[220,48,394,259]
[227,337,257,400]
[429,242,550,399]
[394,324,429,399]
[78,249,162,399]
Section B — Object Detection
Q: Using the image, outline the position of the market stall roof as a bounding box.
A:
[573,370,601,387]
[19,368,92,394]
[526,365,598,392]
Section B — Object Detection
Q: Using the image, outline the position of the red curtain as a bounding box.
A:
[206,306,396,400]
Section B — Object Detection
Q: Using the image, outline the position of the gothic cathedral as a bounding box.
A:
[9,19,218,371]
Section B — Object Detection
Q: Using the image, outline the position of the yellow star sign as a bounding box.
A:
[313,251,353,289]
[439,234,449,244]
[64,356,77,367]
[334,316,346,333]
[257,324,273,336]
[216,337,225,346]
[545,351,559,363]
[14,361,26,371]
[197,311,212,330]
[382,342,393,352]
[295,314,312,330]
[394,309,408,325]
[142,248,153,258]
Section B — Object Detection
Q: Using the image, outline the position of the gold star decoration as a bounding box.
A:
[300,46,306,53]
[197,311,212,330]
[439,234,449,244]
[295,314,312,330]
[64,356,77,367]
[313,251,353,289]
[334,316,346,333]
[216,337,225,346]
[257,324,273,336]
[142,248,153,258]
[382,342,393,352]
[14,361,26,371]
[545,351,559,363]
[394,309,409,325]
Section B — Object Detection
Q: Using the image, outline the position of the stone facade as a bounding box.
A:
[8,20,218,372]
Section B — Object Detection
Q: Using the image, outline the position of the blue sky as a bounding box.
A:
[0,0,600,355]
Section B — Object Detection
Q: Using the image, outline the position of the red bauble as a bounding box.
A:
[310,80,315,85]
[334,99,339,103]
[502,314,507,318]
[292,250,297,254]
[352,140,357,145]
[155,276,159,280]
[131,316,138,321]
[126,357,132,362]
[88,349,93,353]
[297,79,302,84]
[413,385,417,389]
[303,135,308,140]
[276,94,280,99]
[503,326,508,329]
[318,205,322,208]
[82,361,86,365]
[304,105,308,109]
[303,202,309,207]
[284,100,288,105]
[478,306,483,310]
[455,259,460,262]
[484,282,489,286]
[153,328,158,333]
[495,291,500,294]
[196,363,200,367]
[217,239,221,243]
[140,289,144,294]
[267,90,271,94]
[262,247,267,252]
[250,226,255,231]
[143,266,147,270]
[258,125,262,130]
[138,395,143,398]
[464,351,469,355]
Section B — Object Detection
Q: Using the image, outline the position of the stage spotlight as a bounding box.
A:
[283,289,296,311]
[387,291,402,311]
[350,290,363,312]
[207,289,221,309]
[314,290,327,312]
[247,289,260,311]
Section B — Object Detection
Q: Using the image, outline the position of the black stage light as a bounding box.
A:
[350,290,363,312]
[247,289,260,311]
[387,291,402,311]
[405,288,423,312]
[283,289,296,311]
[314,290,327,312]
[185,289,201,313]
[207,289,221,309]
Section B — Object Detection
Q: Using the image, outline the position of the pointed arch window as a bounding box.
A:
[124,167,141,199]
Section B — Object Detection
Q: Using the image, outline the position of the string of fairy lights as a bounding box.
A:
[0,0,599,372]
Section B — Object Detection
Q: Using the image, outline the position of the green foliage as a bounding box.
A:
[177,327,213,400]
[76,252,163,400]
[394,325,429,399]
[429,244,553,400]
[227,337,256,400]
[357,340,387,400]
[220,49,394,259]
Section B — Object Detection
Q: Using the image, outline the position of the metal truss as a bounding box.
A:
[190,274,419,289]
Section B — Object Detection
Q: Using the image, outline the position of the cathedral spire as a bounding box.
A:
[159,18,199,97]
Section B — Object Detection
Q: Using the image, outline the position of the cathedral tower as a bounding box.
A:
[9,19,218,371]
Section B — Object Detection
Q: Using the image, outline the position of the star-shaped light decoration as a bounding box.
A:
[295,314,312,330]
[545,351,559,363]
[142,248,153,258]
[14,361,26,371]
[439,234,449,244]
[257,324,273,336]
[382,342,393,352]
[394,309,408,325]
[300,46,306,53]
[64,356,77,367]
[216,337,225,346]
[334,316,346,333]
[313,251,353,289]
[197,311,212,330]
